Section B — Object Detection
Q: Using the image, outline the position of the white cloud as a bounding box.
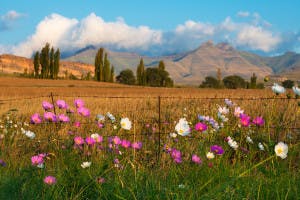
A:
[237,11,250,18]
[236,26,281,52]
[175,20,215,36]
[0,10,25,31]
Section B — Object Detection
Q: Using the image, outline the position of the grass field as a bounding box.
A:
[0,77,299,199]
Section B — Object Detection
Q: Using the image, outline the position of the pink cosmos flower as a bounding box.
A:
[74,99,84,108]
[121,140,131,148]
[192,154,202,164]
[113,136,122,145]
[74,136,84,145]
[74,121,81,128]
[253,116,264,126]
[44,176,56,185]
[58,114,70,123]
[44,112,57,122]
[195,122,208,132]
[31,155,44,165]
[42,101,53,111]
[78,107,90,117]
[210,145,224,155]
[56,100,68,109]
[85,137,96,146]
[240,114,250,127]
[171,148,182,163]
[132,142,142,150]
[97,122,104,128]
[30,113,42,124]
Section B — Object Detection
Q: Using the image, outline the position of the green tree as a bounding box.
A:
[94,48,104,81]
[223,75,246,89]
[250,73,257,89]
[282,79,294,88]
[103,53,111,82]
[40,43,50,78]
[110,66,115,82]
[136,58,146,85]
[116,69,136,85]
[54,49,60,79]
[200,76,220,88]
[33,52,40,78]
[49,47,54,79]
[146,68,161,87]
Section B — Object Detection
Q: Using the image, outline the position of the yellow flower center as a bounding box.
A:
[121,122,126,127]
[277,148,283,154]
[179,129,183,134]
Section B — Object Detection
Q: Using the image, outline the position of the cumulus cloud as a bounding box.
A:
[0,10,25,31]
[237,11,250,18]
[11,13,162,57]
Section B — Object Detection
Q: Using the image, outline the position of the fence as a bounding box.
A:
[0,93,300,162]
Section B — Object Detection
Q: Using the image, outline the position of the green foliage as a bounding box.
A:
[136,58,146,85]
[257,82,265,89]
[223,75,246,89]
[116,69,136,85]
[49,47,55,79]
[144,60,173,87]
[110,66,115,82]
[54,49,60,79]
[282,79,294,88]
[33,52,40,78]
[250,73,257,89]
[40,43,50,78]
[200,76,221,88]
[94,48,104,81]
[103,53,111,82]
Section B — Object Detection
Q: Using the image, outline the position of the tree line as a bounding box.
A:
[33,43,60,79]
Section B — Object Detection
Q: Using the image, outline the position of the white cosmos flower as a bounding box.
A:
[206,152,215,160]
[175,118,191,136]
[227,136,238,150]
[120,118,132,130]
[25,130,35,139]
[272,83,285,94]
[292,86,300,96]
[91,133,100,139]
[81,161,91,168]
[246,136,253,144]
[234,107,244,117]
[169,132,177,138]
[258,142,265,151]
[218,106,229,115]
[275,142,288,159]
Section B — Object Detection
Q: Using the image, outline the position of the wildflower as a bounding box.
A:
[0,159,6,167]
[78,107,90,117]
[97,122,104,128]
[58,114,70,123]
[85,137,96,146]
[194,122,207,132]
[24,130,35,139]
[31,155,44,166]
[274,142,288,159]
[121,140,131,148]
[210,145,224,155]
[171,148,182,163]
[258,142,265,151]
[74,99,84,108]
[74,121,81,128]
[292,86,300,97]
[169,132,177,138]
[218,106,229,115]
[132,142,142,150]
[74,136,84,145]
[56,100,68,109]
[44,112,57,122]
[106,112,116,123]
[120,118,132,130]
[224,99,234,107]
[91,133,103,143]
[206,152,215,160]
[178,184,185,189]
[96,114,105,122]
[30,113,42,124]
[44,176,56,185]
[97,177,106,184]
[175,118,191,136]
[234,107,244,117]
[253,116,264,126]
[240,114,250,127]
[218,113,228,122]
[246,136,253,144]
[81,161,91,168]
[227,136,238,150]
[191,154,202,164]
[113,136,122,145]
[272,83,285,95]
[42,101,53,111]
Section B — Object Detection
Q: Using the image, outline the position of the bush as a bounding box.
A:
[223,75,246,89]
[200,76,221,88]
[282,79,294,89]
[116,69,136,85]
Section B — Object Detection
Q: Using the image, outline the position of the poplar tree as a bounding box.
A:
[40,43,50,78]
[54,49,60,79]
[49,47,54,79]
[110,65,115,82]
[33,52,40,78]
[103,53,111,82]
[94,48,104,81]
[136,58,145,85]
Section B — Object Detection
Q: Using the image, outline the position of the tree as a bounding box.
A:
[54,49,60,79]
[216,68,223,88]
[49,47,54,79]
[103,53,111,82]
[40,43,50,78]
[146,68,161,87]
[116,69,136,85]
[250,73,257,89]
[94,48,104,81]
[200,76,220,88]
[136,58,146,85]
[158,60,168,86]
[110,66,115,82]
[33,52,40,78]
[223,75,246,89]
[282,79,294,88]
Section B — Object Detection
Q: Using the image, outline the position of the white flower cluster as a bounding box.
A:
[227,136,238,150]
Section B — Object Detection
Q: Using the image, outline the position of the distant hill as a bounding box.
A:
[1,41,300,85]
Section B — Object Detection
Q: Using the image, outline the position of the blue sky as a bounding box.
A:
[1,0,300,57]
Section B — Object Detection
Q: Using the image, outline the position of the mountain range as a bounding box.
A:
[1,41,300,85]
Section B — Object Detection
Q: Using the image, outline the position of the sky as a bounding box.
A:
[1,0,300,57]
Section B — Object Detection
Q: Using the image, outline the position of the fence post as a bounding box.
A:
[157,96,161,164]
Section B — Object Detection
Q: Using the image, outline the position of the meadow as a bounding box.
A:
[0,77,299,199]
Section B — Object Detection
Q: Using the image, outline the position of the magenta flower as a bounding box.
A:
[56,100,68,109]
[30,113,42,124]
[78,107,90,117]
[58,114,70,123]
[74,121,81,128]
[132,142,142,150]
[0,159,6,167]
[74,136,84,145]
[171,148,182,163]
[85,137,96,146]
[195,122,208,132]
[253,116,264,126]
[113,136,122,145]
[121,140,131,148]
[191,154,202,164]
[74,99,84,108]
[240,114,250,127]
[44,112,57,122]
[44,176,56,185]
[97,122,104,128]
[42,101,53,111]
[31,155,44,165]
[210,145,224,155]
